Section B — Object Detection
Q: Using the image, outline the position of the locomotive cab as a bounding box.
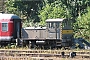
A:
[46,19,63,40]
[62,19,73,47]
[46,18,73,47]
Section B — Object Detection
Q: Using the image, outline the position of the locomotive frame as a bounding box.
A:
[22,18,73,48]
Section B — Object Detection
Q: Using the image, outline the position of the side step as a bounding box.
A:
[56,40,62,47]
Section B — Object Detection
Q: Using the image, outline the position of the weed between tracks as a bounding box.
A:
[0,44,89,51]
[0,45,90,60]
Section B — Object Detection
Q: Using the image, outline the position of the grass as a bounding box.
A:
[0,45,90,53]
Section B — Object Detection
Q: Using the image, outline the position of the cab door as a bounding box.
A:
[13,20,21,39]
[47,22,61,39]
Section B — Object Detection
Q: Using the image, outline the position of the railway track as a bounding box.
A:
[0,49,89,60]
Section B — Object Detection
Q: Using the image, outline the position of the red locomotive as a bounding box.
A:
[0,13,21,42]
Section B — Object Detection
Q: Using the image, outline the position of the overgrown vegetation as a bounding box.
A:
[74,7,90,42]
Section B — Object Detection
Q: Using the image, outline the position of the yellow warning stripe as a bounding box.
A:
[62,30,73,34]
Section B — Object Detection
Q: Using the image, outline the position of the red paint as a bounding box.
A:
[0,22,1,36]
[0,19,14,36]
[0,14,21,41]
[0,19,13,22]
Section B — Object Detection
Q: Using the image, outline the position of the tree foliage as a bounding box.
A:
[5,0,17,14]
[74,7,90,39]
[5,0,44,22]
[39,0,70,26]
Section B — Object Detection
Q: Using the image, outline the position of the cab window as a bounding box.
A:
[48,22,55,28]
[47,22,60,28]
[2,23,8,31]
[56,22,60,28]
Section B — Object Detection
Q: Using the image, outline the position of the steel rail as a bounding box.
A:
[0,49,89,58]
